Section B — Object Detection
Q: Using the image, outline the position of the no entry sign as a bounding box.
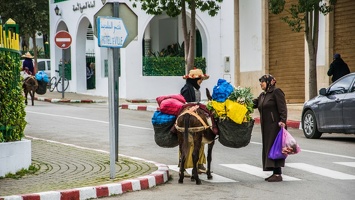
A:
[55,31,72,49]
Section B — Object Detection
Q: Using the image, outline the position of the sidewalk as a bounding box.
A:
[0,92,303,199]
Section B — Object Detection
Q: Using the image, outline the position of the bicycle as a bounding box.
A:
[49,70,69,93]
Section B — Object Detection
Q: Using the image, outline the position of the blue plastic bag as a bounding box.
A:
[268,128,287,160]
[212,79,234,102]
[152,111,176,125]
[35,71,49,83]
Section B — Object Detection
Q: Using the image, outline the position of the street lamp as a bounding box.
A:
[54,5,61,16]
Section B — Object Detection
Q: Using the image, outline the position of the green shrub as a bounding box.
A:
[0,48,27,142]
[143,57,207,76]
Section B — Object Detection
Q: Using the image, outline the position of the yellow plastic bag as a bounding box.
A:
[211,100,226,118]
[225,99,248,124]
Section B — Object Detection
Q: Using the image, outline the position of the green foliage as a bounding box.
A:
[0,49,27,142]
[228,87,254,121]
[130,0,224,17]
[2,164,39,179]
[268,0,336,32]
[0,0,49,36]
[207,86,254,122]
[143,57,206,76]
[149,42,185,58]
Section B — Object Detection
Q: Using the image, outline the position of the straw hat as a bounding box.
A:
[22,52,33,59]
[183,68,209,80]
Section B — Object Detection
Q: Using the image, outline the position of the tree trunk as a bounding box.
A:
[31,32,38,74]
[181,0,189,74]
[305,9,319,99]
[186,0,196,73]
[21,35,29,51]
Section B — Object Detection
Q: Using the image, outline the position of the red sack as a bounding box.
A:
[156,94,186,106]
[156,94,186,116]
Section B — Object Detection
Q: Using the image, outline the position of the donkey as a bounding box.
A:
[175,88,216,185]
[23,76,38,106]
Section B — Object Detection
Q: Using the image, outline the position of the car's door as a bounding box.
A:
[342,74,355,132]
[317,76,353,131]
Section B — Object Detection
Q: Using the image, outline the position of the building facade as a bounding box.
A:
[49,0,354,102]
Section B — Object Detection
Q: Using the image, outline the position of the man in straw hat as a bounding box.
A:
[22,52,35,75]
[179,68,212,174]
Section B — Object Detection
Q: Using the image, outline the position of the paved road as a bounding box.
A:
[14,100,355,200]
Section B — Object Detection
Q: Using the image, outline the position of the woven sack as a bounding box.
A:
[36,80,47,95]
[217,119,254,148]
[153,121,178,148]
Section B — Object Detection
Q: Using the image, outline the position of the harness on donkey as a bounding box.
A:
[175,102,216,185]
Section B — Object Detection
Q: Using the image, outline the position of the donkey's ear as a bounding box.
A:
[206,88,212,101]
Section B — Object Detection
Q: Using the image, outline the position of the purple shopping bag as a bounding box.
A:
[268,128,287,160]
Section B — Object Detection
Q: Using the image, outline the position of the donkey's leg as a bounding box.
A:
[206,140,215,179]
[178,144,186,184]
[30,90,35,106]
[24,90,28,105]
[192,133,202,185]
[177,132,187,184]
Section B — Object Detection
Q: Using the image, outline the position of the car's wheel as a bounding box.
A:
[302,110,322,139]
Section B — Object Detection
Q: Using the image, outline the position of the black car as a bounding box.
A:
[301,72,355,139]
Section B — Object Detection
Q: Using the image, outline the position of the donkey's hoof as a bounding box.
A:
[196,179,202,185]
[207,175,213,180]
[178,179,183,184]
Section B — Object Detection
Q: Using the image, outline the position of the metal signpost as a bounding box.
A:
[54,30,72,99]
[95,1,137,179]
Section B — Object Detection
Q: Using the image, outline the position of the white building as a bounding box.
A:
[49,0,355,102]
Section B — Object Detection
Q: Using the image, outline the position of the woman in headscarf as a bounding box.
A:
[253,74,287,182]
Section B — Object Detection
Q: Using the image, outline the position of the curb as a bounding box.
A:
[34,97,106,103]
[120,104,302,129]
[0,162,169,200]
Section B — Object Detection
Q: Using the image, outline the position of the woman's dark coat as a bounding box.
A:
[253,85,287,171]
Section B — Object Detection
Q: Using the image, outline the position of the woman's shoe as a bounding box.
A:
[267,174,283,182]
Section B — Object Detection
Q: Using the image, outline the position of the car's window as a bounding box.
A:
[328,75,355,95]
[38,61,45,71]
[47,61,51,70]
[350,80,355,93]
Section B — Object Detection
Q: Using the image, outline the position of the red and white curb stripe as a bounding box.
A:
[0,166,168,200]
[121,104,159,112]
[35,97,106,103]
[0,138,169,200]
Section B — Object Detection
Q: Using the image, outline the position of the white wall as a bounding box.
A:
[49,1,239,100]
[239,0,262,72]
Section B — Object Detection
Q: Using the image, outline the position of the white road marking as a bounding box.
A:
[286,163,355,180]
[334,162,355,168]
[168,165,237,183]
[26,111,153,130]
[221,164,300,181]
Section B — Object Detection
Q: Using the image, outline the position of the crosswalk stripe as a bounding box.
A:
[168,165,237,183]
[334,162,355,168]
[221,164,300,181]
[286,163,355,180]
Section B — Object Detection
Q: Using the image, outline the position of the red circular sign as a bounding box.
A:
[54,31,72,49]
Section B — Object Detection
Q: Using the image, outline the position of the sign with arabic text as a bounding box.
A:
[97,16,128,48]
